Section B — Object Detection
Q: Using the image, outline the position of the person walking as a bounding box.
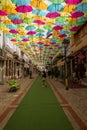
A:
[42,71,47,87]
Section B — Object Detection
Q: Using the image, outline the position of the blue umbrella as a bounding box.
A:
[6,24,17,30]
[26,26,36,30]
[8,14,20,20]
[77,17,87,22]
[76,3,87,12]
[11,0,31,6]
[47,30,53,35]
[60,30,70,34]
[36,33,45,37]
[47,3,64,12]
[56,21,66,26]
[32,9,46,16]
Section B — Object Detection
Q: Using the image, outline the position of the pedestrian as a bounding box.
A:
[42,71,47,87]
[29,70,32,79]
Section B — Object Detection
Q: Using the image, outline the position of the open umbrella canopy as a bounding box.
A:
[0,0,87,67]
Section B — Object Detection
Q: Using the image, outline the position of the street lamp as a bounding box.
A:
[62,39,70,90]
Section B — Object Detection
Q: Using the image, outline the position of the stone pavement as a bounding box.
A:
[48,78,87,130]
[0,74,87,130]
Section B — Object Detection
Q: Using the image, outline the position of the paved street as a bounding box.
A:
[0,75,87,130]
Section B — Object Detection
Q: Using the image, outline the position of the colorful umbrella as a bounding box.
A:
[16,5,33,13]
[34,20,45,25]
[48,0,64,4]
[6,24,17,29]
[26,26,36,30]
[53,25,63,30]
[46,12,60,18]
[11,0,31,6]
[47,4,64,12]
[0,10,7,16]
[11,19,23,24]
[76,3,87,12]
[36,33,45,37]
[27,31,36,35]
[30,0,48,10]
[70,26,80,31]
[9,29,18,34]
[66,0,82,4]
[71,11,84,18]
[32,9,46,16]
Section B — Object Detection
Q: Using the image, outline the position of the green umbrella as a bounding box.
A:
[56,16,68,22]
[43,25,53,30]
[48,0,64,4]
[23,18,34,24]
[36,28,45,33]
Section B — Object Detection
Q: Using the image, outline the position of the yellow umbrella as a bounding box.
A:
[3,28,9,34]
[4,19,12,24]
[3,5,17,14]
[45,21,54,25]
[34,16,46,21]
[63,5,76,13]
[0,0,13,6]
[19,31,26,35]
[68,18,77,22]
[30,0,48,10]
[82,0,87,2]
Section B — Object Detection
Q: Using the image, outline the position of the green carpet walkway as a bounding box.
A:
[3,77,74,130]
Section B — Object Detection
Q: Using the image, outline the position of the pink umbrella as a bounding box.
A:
[22,38,29,41]
[27,31,36,35]
[59,34,67,38]
[44,44,50,47]
[0,10,7,16]
[66,0,82,4]
[16,5,33,13]
[54,25,63,30]
[71,12,84,18]
[9,29,18,34]
[37,42,44,45]
[47,33,52,38]
[11,19,23,24]
[70,26,80,31]
[34,20,45,25]
[11,39,16,42]
[50,42,55,44]
[46,12,60,18]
